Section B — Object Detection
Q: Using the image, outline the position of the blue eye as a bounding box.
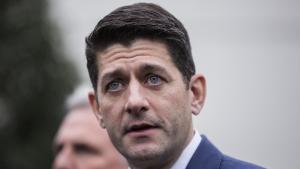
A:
[147,74,162,86]
[107,81,122,92]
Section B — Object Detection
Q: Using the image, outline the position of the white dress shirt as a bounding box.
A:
[170,130,201,169]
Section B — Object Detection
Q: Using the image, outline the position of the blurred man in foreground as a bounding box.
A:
[52,85,128,169]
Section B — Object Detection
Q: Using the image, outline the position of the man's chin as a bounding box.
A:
[123,144,163,161]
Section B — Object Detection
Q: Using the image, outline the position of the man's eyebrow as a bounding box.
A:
[139,63,168,74]
[101,68,126,83]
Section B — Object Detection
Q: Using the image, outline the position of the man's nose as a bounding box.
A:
[125,80,149,115]
[53,147,76,169]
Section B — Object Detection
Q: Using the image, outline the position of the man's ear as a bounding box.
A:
[190,74,206,116]
[88,91,105,128]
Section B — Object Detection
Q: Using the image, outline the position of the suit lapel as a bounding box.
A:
[186,135,223,169]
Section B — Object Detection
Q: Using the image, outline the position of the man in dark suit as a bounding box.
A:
[86,3,265,169]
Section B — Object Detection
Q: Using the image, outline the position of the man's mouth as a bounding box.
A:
[125,122,159,135]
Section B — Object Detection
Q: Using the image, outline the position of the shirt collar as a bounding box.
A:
[170,130,202,169]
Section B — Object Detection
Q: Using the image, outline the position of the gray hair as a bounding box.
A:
[65,84,93,111]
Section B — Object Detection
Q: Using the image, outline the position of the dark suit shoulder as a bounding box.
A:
[220,155,266,169]
[186,135,265,169]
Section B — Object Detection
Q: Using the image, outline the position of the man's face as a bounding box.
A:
[90,39,205,167]
[52,108,128,169]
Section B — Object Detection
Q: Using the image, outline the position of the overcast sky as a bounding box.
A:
[48,1,300,168]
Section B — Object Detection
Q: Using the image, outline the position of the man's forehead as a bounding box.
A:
[61,110,100,132]
[97,39,170,63]
[100,38,168,54]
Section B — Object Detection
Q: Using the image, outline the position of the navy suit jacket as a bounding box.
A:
[186,135,265,169]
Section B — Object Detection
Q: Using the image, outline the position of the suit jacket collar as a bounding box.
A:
[186,135,222,169]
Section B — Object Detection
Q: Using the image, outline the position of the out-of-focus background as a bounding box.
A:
[0,0,299,168]
[1,0,79,168]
